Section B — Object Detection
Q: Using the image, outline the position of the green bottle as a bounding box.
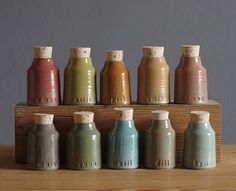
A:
[184,111,216,169]
[63,47,97,105]
[145,110,176,169]
[66,111,101,169]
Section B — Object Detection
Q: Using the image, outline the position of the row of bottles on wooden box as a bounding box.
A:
[27,45,208,106]
[27,108,216,170]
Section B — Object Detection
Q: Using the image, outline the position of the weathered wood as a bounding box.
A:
[0,145,235,190]
[15,101,221,164]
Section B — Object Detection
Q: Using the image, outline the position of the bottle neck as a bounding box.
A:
[74,122,94,129]
[180,56,201,63]
[35,124,55,130]
[114,120,134,127]
[151,119,170,127]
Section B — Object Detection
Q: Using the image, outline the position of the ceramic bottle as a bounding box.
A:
[27,46,60,106]
[145,110,175,169]
[66,111,101,169]
[107,107,138,169]
[138,46,170,104]
[184,111,216,169]
[63,47,97,105]
[27,113,59,170]
[100,50,131,105]
[174,45,208,104]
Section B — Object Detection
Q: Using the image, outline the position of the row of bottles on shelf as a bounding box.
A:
[27,45,208,106]
[27,108,216,170]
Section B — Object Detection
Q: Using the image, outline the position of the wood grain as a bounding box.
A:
[15,101,221,164]
[0,145,234,191]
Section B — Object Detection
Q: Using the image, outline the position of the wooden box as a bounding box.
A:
[15,101,221,164]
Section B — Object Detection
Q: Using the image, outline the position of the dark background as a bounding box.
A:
[0,0,234,143]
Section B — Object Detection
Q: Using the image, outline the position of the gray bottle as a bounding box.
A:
[27,113,59,170]
[145,110,176,169]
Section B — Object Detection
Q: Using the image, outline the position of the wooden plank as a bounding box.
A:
[15,101,221,164]
[1,145,235,190]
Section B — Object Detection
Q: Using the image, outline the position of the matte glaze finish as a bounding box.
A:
[27,124,59,170]
[100,61,131,105]
[107,120,139,169]
[184,121,216,169]
[27,58,61,106]
[145,120,176,169]
[63,57,96,105]
[66,122,101,169]
[174,56,208,104]
[138,57,170,104]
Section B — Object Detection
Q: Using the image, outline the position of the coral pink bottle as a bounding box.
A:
[27,46,61,106]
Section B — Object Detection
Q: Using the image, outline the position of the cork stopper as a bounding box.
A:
[70,47,91,58]
[190,111,210,122]
[114,107,133,121]
[143,46,164,58]
[152,110,169,120]
[181,45,200,57]
[33,46,52,59]
[34,113,54,125]
[74,111,94,123]
[105,50,123,61]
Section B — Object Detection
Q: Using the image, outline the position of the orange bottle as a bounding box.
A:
[100,50,131,105]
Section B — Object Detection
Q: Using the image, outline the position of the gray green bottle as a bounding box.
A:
[184,111,216,169]
[66,111,101,169]
[63,47,97,105]
[107,107,139,169]
[27,113,59,170]
[145,110,176,169]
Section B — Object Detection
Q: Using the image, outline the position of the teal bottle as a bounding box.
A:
[107,107,139,169]
[66,111,101,169]
[145,110,176,169]
[184,111,216,169]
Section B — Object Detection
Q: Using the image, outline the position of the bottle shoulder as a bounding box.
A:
[185,122,215,135]
[29,124,59,136]
[176,56,206,71]
[65,57,95,70]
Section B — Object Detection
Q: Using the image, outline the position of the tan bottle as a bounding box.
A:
[137,46,170,104]
[100,50,131,105]
[174,45,208,104]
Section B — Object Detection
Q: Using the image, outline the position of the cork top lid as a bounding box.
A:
[190,111,210,122]
[114,107,133,121]
[152,110,169,120]
[34,113,54,125]
[74,111,94,123]
[181,45,200,57]
[70,47,91,58]
[33,46,52,59]
[105,50,123,61]
[143,46,164,58]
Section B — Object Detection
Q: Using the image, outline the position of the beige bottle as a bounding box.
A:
[137,46,170,104]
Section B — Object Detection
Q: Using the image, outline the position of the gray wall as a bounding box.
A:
[0,0,234,143]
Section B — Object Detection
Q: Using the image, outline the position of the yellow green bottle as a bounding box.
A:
[63,47,97,105]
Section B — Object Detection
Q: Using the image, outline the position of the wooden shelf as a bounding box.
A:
[15,101,221,164]
[0,145,235,190]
